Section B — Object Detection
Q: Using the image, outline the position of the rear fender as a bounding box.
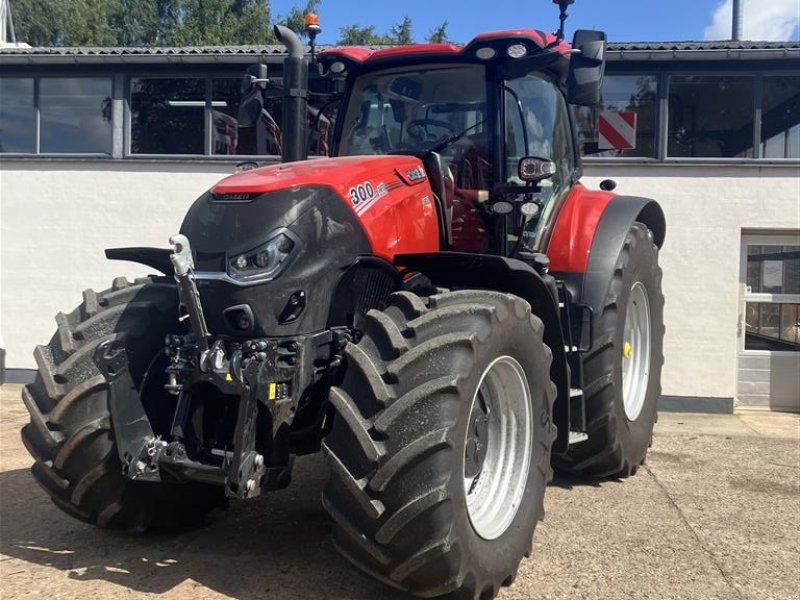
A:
[395,252,572,454]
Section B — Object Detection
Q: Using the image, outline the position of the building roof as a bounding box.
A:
[0,39,798,65]
[606,40,800,62]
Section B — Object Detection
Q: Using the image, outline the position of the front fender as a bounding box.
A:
[547,185,665,315]
[106,247,173,276]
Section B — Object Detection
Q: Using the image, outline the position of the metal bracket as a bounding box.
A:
[225,350,266,499]
[93,339,162,481]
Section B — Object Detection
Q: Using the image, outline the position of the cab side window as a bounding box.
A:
[505,74,576,249]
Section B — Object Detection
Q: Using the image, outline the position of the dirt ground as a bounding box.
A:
[1,382,798,600]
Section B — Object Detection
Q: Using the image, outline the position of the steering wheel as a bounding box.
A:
[407,119,457,141]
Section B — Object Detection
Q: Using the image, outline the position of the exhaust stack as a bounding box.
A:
[274,25,308,163]
[732,0,743,40]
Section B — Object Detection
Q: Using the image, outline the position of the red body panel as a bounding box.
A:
[212,156,440,261]
[546,183,615,273]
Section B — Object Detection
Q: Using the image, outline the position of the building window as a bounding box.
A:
[746,244,800,295]
[40,78,112,154]
[211,78,261,156]
[0,77,35,153]
[577,75,658,158]
[668,75,755,158]
[130,77,206,155]
[762,76,800,159]
[744,241,800,352]
[1,76,112,154]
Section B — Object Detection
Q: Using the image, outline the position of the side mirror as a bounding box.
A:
[518,156,556,183]
[241,63,268,93]
[567,30,606,106]
[238,64,268,128]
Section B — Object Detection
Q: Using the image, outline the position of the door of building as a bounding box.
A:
[737,233,800,410]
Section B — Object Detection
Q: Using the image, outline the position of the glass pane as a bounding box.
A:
[338,65,488,164]
[505,74,574,250]
[746,244,800,294]
[130,78,205,154]
[745,302,800,351]
[762,76,800,159]
[668,76,754,158]
[210,78,261,156]
[0,78,35,153]
[39,78,112,154]
[577,75,658,158]
[780,304,799,344]
[760,303,780,339]
[307,95,337,157]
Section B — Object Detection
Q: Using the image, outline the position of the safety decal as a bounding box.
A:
[350,180,388,215]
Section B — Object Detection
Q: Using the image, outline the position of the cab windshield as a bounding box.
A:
[338,64,490,171]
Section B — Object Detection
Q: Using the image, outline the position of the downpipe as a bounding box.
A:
[274,24,308,163]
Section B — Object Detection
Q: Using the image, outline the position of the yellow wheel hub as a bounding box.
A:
[623,341,632,359]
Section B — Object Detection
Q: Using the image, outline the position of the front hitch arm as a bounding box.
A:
[226,350,267,499]
[93,339,164,481]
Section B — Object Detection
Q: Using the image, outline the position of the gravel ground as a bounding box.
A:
[1,382,798,600]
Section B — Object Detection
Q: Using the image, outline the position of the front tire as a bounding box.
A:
[322,290,557,599]
[21,277,226,530]
[555,222,665,478]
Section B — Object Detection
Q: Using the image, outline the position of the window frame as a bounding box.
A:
[1,63,797,164]
[124,71,284,161]
[582,67,800,165]
[0,74,116,158]
[739,231,800,356]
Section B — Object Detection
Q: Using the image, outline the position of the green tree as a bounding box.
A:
[166,0,274,46]
[11,0,277,46]
[337,24,381,45]
[390,16,412,44]
[12,0,119,45]
[337,17,418,46]
[428,20,450,43]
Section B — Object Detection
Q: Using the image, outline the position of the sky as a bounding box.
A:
[271,0,800,44]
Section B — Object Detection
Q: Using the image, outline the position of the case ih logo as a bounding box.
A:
[406,167,426,182]
[213,193,256,202]
[598,111,637,150]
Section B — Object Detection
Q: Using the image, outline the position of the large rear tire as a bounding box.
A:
[322,290,557,599]
[21,277,226,530]
[555,222,665,478]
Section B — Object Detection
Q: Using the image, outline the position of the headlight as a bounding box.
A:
[227,233,295,282]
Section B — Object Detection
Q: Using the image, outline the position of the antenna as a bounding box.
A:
[552,0,575,40]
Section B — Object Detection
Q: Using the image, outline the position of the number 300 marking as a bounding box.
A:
[349,182,375,206]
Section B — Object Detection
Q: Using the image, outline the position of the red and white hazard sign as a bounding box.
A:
[598,111,637,150]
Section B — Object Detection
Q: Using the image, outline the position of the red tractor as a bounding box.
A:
[21,6,665,599]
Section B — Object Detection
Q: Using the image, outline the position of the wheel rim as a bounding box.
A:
[464,356,533,540]
[622,281,652,421]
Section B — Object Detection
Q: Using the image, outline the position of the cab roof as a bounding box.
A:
[319,29,572,67]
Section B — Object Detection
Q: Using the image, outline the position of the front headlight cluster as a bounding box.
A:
[228,233,295,282]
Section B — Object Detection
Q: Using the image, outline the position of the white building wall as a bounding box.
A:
[2,159,798,403]
[582,163,800,401]
[0,159,235,369]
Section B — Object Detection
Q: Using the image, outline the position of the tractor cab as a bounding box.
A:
[317,28,606,255]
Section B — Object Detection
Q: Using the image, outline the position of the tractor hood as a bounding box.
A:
[212,155,430,205]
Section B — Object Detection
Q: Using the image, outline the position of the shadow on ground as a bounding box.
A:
[0,456,406,600]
